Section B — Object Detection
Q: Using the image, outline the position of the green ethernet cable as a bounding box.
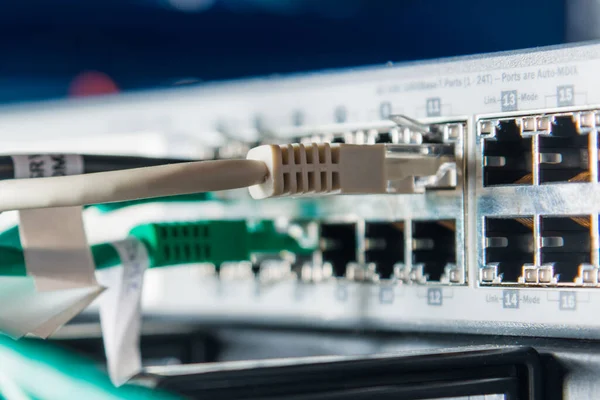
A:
[0,225,19,248]
[93,192,212,213]
[130,220,313,268]
[0,220,315,276]
[0,334,181,400]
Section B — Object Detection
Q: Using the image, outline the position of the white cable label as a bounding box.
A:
[96,238,149,386]
[0,279,103,339]
[11,154,83,179]
[4,206,104,338]
[19,206,98,291]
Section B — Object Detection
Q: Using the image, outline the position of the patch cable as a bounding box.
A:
[0,142,456,211]
[0,220,314,276]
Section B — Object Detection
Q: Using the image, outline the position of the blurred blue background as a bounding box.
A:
[0,0,591,103]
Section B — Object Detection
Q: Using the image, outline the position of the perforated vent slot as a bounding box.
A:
[279,143,341,195]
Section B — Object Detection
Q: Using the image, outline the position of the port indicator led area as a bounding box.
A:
[365,222,405,280]
[480,112,599,187]
[483,217,534,283]
[482,120,533,186]
[412,220,457,283]
[320,223,357,278]
[541,216,592,284]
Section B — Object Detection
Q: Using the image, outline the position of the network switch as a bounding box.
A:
[6,42,600,344]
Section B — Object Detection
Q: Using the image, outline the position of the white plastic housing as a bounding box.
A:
[246,143,386,199]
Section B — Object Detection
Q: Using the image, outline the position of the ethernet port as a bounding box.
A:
[365,222,405,280]
[484,217,534,283]
[539,116,590,183]
[320,223,357,278]
[483,120,533,186]
[412,220,456,282]
[541,216,591,283]
[374,132,393,143]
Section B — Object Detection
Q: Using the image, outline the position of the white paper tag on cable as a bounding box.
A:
[0,277,104,339]
[19,206,98,291]
[28,285,105,338]
[96,238,149,386]
[11,154,84,179]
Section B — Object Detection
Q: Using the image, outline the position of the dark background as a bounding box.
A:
[0,0,589,103]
